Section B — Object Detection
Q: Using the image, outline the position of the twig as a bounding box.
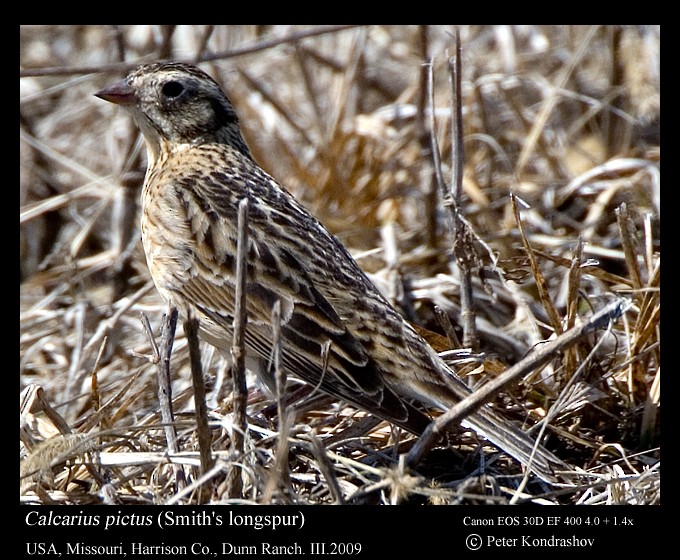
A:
[20,25,361,77]
[434,305,461,349]
[271,300,287,429]
[262,414,294,504]
[89,336,108,423]
[425,59,448,208]
[405,297,632,468]
[184,313,215,491]
[605,26,631,158]
[447,31,478,350]
[564,238,585,377]
[616,202,644,292]
[512,193,563,334]
[448,30,464,209]
[151,308,180,452]
[417,27,438,250]
[309,433,345,504]
[423,33,479,352]
[142,307,187,491]
[261,299,296,503]
[226,197,250,498]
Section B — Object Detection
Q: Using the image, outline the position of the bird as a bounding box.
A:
[95,61,567,483]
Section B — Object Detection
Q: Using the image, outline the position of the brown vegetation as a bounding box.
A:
[20,25,659,504]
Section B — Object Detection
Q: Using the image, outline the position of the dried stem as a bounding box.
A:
[20,25,361,78]
[616,202,644,292]
[184,313,215,496]
[225,197,250,498]
[417,27,438,250]
[512,193,563,334]
[150,308,180,452]
[146,306,187,492]
[406,297,631,468]
[447,31,478,350]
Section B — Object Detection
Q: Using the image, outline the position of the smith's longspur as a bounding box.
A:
[96,61,568,483]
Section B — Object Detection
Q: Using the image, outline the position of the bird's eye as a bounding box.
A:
[161,80,185,99]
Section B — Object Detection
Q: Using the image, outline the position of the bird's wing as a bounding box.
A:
[180,265,437,432]
[163,152,436,432]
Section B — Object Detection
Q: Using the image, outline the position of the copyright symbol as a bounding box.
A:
[466,534,483,550]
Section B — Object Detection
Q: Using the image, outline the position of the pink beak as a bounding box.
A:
[95,79,136,106]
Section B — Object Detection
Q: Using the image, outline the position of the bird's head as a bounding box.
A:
[96,62,251,160]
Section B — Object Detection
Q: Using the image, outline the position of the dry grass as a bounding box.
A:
[20,25,659,505]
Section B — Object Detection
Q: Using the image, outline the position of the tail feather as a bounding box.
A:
[380,377,570,483]
[462,404,570,483]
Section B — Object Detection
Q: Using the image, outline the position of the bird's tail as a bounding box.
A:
[459,402,571,484]
[387,373,572,483]
[406,354,572,484]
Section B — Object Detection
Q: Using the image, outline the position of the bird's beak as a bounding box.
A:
[95,79,136,106]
